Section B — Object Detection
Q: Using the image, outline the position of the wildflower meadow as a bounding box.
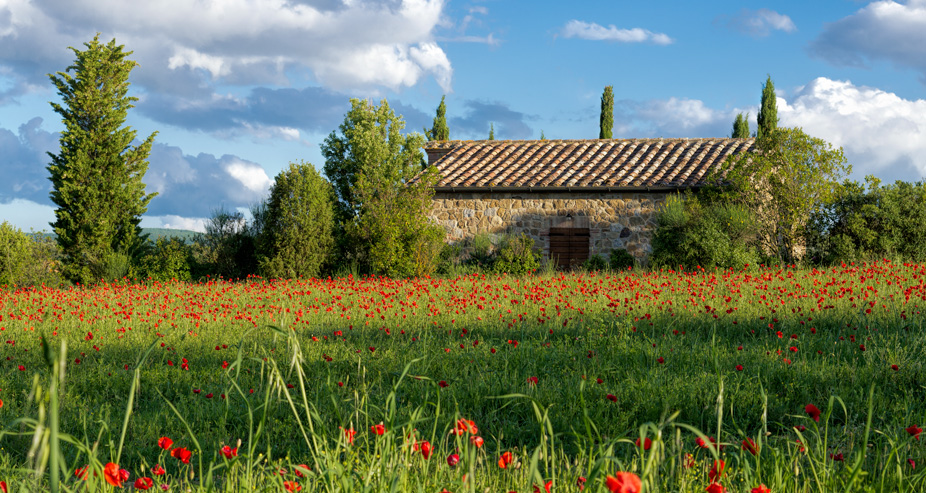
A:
[1,261,925,492]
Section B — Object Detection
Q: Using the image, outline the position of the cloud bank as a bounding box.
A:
[559,20,673,45]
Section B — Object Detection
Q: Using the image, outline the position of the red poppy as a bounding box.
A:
[606,394,617,402]
[901,424,923,441]
[635,437,652,450]
[705,483,726,493]
[696,436,722,450]
[341,427,356,445]
[735,365,744,372]
[605,472,641,493]
[577,476,586,490]
[751,485,771,493]
[417,441,433,459]
[171,447,192,464]
[220,445,238,459]
[103,462,123,487]
[742,438,759,455]
[470,435,484,448]
[158,437,173,450]
[455,419,478,435]
[283,480,302,492]
[74,466,89,480]
[527,376,538,386]
[909,458,916,469]
[151,464,165,476]
[295,464,310,478]
[370,423,386,435]
[533,480,552,493]
[708,459,725,482]
[0,480,6,493]
[447,453,460,467]
[805,404,821,422]
[438,380,448,388]
[134,477,154,490]
[498,451,513,469]
[892,364,900,371]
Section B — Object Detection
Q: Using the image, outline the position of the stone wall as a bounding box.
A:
[429,191,670,260]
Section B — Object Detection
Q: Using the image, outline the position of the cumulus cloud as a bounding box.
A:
[559,20,673,45]
[809,0,926,80]
[449,100,535,140]
[0,117,58,204]
[140,215,207,233]
[718,8,796,37]
[0,0,453,98]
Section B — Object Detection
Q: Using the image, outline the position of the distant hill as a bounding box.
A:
[30,228,201,243]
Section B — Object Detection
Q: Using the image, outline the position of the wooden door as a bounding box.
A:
[548,227,590,269]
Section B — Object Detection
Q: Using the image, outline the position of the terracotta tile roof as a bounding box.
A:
[422,138,755,191]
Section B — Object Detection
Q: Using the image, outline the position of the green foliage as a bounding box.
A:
[807,177,926,264]
[488,123,495,140]
[138,237,194,282]
[257,161,335,279]
[650,194,759,269]
[539,130,545,140]
[609,248,636,271]
[322,98,445,277]
[582,253,607,271]
[46,34,157,284]
[199,208,257,279]
[599,85,614,139]
[0,222,34,286]
[424,95,450,141]
[715,127,851,264]
[731,112,750,138]
[493,233,540,275]
[757,75,778,140]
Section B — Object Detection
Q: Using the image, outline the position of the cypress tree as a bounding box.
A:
[488,123,495,140]
[47,34,157,284]
[757,75,778,140]
[732,112,751,138]
[424,95,450,141]
[599,85,614,139]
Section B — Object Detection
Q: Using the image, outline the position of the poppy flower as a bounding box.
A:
[294,464,310,478]
[735,365,744,371]
[370,423,386,435]
[103,462,123,487]
[527,376,538,386]
[158,437,173,450]
[417,441,433,459]
[498,451,513,469]
[438,380,448,388]
[533,480,552,493]
[220,445,237,459]
[171,447,192,464]
[892,364,900,371]
[751,485,771,493]
[705,483,726,493]
[635,437,652,450]
[708,460,725,482]
[447,453,459,467]
[805,404,821,422]
[341,427,356,445]
[909,458,916,469]
[577,476,586,490]
[151,464,166,476]
[605,472,641,493]
[283,480,302,492]
[742,438,759,455]
[74,466,89,480]
[696,436,722,450]
[454,419,478,436]
[134,477,154,490]
[0,481,6,493]
[470,435,484,448]
[907,425,922,440]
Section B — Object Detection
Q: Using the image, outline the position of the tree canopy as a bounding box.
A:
[599,85,614,139]
[732,112,750,138]
[47,34,157,284]
[757,75,778,140]
[425,95,450,141]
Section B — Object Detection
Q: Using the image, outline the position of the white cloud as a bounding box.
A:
[224,159,273,194]
[809,1,926,79]
[560,20,673,45]
[720,8,796,37]
[140,215,207,233]
[0,0,452,94]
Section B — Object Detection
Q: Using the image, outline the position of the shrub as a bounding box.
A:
[650,193,759,270]
[0,224,66,288]
[493,233,540,275]
[582,254,607,271]
[138,237,194,282]
[0,222,34,286]
[609,249,636,271]
[200,208,257,279]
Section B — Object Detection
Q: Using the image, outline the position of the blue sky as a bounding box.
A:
[2,0,925,232]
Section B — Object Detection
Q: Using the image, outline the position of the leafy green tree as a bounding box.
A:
[257,161,335,279]
[424,95,450,141]
[199,207,257,279]
[138,237,194,282]
[46,34,157,284]
[488,123,495,140]
[600,85,614,139]
[732,112,750,138]
[757,75,778,140]
[0,222,32,286]
[322,98,444,277]
[717,127,850,263]
[540,130,546,140]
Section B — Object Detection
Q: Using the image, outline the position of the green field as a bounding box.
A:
[1,262,925,492]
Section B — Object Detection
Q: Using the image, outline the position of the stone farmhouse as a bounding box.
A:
[424,138,755,268]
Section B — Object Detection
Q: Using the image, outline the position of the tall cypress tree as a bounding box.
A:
[757,75,778,140]
[47,34,157,284]
[732,112,751,138]
[424,95,450,141]
[600,85,614,139]
[488,123,495,140]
